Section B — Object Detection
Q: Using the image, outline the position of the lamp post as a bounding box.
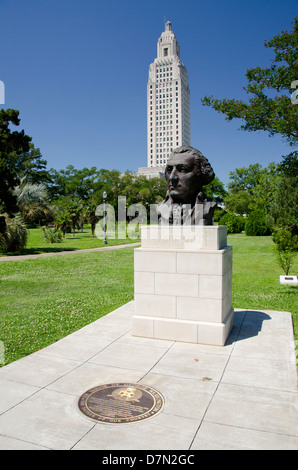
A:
[103,191,107,244]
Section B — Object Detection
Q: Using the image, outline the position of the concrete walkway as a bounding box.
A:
[0,302,297,450]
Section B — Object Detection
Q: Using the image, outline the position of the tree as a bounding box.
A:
[269,175,298,235]
[227,163,266,195]
[224,190,254,216]
[203,176,227,204]
[147,177,168,204]
[54,211,71,238]
[224,162,279,215]
[253,163,280,214]
[201,18,298,146]
[66,199,82,238]
[0,109,49,214]
[19,145,50,184]
[272,229,298,275]
[14,180,55,225]
[270,151,298,271]
[278,150,298,176]
[48,166,99,201]
[95,168,121,211]
[83,202,100,237]
[0,109,31,213]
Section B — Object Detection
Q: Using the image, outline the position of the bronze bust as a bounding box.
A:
[158,146,217,225]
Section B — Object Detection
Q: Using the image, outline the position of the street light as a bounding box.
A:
[103,191,107,244]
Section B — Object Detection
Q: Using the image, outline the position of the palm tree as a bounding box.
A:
[0,180,55,253]
[0,213,27,253]
[54,212,71,238]
[13,181,56,225]
[83,203,100,237]
[66,201,82,238]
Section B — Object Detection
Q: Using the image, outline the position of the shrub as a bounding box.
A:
[41,226,63,243]
[218,213,245,234]
[245,209,270,236]
[213,207,227,222]
[272,229,298,275]
[0,214,28,252]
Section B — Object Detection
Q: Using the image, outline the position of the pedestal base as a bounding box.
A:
[132,308,234,346]
[132,225,234,346]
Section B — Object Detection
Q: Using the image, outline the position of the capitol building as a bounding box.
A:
[138,21,191,179]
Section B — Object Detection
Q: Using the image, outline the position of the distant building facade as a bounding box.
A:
[138,21,191,179]
[147,21,190,166]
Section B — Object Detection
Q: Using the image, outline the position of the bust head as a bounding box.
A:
[164,146,215,205]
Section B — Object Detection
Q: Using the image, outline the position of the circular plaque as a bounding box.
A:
[78,383,164,424]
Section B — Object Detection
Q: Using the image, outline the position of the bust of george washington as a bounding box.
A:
[158,146,217,225]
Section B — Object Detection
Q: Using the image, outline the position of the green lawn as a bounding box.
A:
[0,225,140,256]
[0,248,135,365]
[230,234,297,317]
[0,234,297,367]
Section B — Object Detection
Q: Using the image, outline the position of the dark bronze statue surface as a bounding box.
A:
[158,146,217,225]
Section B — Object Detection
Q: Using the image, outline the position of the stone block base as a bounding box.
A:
[132,307,234,346]
[132,225,234,346]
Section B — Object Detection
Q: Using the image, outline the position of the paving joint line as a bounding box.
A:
[188,309,248,450]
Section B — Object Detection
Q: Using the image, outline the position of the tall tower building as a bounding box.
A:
[147,21,191,169]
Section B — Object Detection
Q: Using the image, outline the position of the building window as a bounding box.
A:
[164,48,168,57]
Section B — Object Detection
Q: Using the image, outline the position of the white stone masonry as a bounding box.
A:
[132,225,234,346]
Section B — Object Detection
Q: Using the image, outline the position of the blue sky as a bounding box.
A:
[0,0,296,187]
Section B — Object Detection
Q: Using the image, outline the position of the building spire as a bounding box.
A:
[165,20,172,31]
[146,22,191,170]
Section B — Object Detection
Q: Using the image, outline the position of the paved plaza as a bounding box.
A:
[0,301,297,450]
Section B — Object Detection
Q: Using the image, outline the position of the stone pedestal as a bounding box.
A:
[132,225,234,346]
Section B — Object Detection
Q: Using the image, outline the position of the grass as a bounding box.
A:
[0,224,140,256]
[0,233,297,367]
[229,234,297,317]
[0,248,135,365]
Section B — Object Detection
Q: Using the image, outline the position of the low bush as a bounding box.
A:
[218,213,245,233]
[0,214,28,252]
[213,207,227,222]
[41,226,63,243]
[245,210,271,236]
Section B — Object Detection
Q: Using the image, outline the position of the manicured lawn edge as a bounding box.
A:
[0,235,297,367]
